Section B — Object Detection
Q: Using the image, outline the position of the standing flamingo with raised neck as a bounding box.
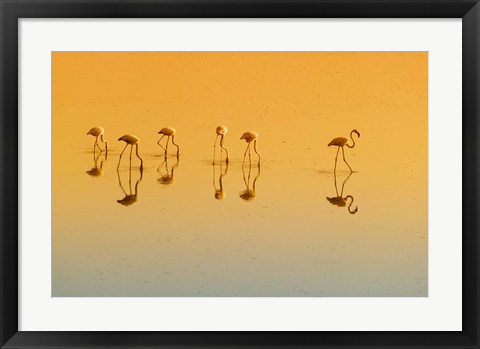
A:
[240,131,261,165]
[87,126,108,152]
[328,129,360,172]
[157,127,180,156]
[213,125,230,164]
[117,134,143,170]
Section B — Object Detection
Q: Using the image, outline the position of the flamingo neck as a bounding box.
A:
[347,131,357,148]
[135,144,143,168]
[253,140,261,159]
[171,135,180,155]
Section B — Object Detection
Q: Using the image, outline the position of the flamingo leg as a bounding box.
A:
[242,143,251,166]
[157,135,166,152]
[129,146,133,169]
[212,134,219,165]
[248,142,252,165]
[334,146,340,171]
[117,143,128,170]
[165,136,170,155]
[341,146,353,172]
[95,137,102,152]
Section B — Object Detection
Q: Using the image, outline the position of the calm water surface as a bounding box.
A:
[52,52,427,296]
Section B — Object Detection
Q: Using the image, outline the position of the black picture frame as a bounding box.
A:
[1,0,478,348]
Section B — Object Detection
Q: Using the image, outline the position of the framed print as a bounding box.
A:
[1,0,479,348]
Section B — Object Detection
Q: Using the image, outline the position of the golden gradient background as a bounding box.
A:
[52,52,427,296]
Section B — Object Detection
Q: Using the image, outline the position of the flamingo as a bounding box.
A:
[328,129,360,172]
[157,127,180,156]
[87,127,108,152]
[117,134,143,170]
[213,125,230,164]
[240,131,261,165]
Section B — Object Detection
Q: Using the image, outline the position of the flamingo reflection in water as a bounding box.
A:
[86,149,107,177]
[326,171,358,214]
[157,155,179,185]
[213,161,229,200]
[240,162,261,201]
[117,163,143,206]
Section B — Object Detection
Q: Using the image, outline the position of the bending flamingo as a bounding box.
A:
[240,131,261,165]
[87,126,108,152]
[213,125,230,164]
[117,134,143,170]
[157,127,180,156]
